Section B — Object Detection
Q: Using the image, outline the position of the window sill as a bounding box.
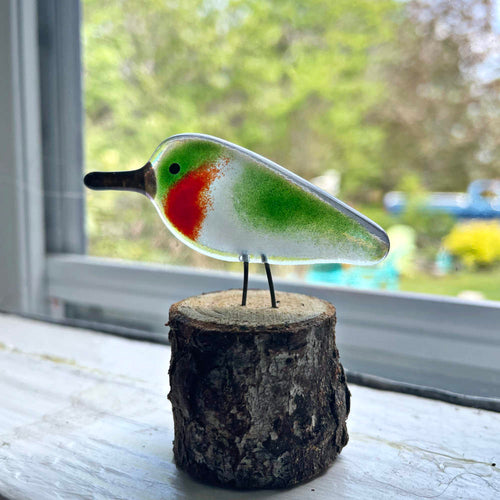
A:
[47,254,500,398]
[0,313,498,499]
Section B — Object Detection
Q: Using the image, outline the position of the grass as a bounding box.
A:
[399,267,500,302]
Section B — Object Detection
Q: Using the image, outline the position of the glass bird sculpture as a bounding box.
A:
[84,133,390,307]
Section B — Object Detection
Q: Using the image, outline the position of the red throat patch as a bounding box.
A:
[163,164,221,241]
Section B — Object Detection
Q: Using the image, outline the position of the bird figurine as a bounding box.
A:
[84,133,390,308]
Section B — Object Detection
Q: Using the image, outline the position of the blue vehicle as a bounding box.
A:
[384,179,500,219]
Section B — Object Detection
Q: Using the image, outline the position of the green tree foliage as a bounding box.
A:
[84,0,396,177]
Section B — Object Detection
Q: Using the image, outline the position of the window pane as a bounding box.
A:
[83,0,500,302]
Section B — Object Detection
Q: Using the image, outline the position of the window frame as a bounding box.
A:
[38,0,86,256]
[1,0,499,400]
[0,0,46,315]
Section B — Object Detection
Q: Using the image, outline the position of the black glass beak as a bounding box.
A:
[84,162,157,199]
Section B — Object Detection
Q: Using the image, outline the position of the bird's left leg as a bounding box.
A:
[261,254,277,308]
[241,253,249,306]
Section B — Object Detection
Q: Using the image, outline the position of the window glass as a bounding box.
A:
[83,0,500,301]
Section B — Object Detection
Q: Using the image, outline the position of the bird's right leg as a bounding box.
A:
[241,254,249,306]
[262,254,277,308]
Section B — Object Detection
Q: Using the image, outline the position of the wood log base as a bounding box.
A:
[167,289,350,489]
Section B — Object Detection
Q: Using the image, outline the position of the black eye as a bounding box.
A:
[169,163,180,175]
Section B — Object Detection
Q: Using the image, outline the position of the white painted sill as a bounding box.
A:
[0,314,498,500]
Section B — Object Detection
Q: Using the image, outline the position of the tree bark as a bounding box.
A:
[167,289,350,489]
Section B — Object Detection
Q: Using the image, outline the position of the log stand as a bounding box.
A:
[167,289,350,489]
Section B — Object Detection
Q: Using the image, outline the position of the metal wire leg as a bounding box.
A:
[262,255,277,308]
[242,259,249,306]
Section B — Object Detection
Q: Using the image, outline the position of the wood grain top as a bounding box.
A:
[170,289,334,328]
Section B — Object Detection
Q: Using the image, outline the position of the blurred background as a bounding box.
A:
[83,0,500,302]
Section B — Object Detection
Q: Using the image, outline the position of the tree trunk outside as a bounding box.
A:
[168,289,350,489]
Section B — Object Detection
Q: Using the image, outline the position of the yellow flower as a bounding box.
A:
[443,221,500,269]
